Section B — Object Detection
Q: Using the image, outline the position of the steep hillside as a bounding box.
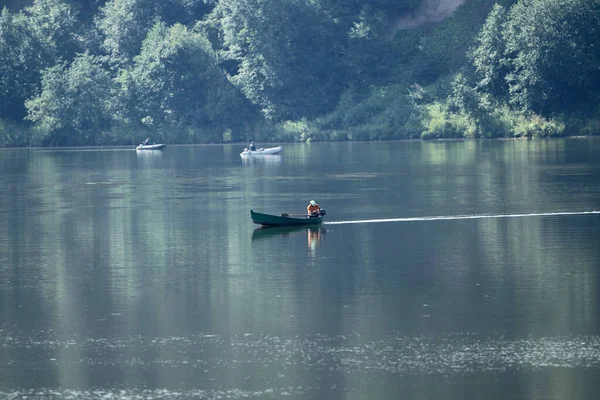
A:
[1,0,597,146]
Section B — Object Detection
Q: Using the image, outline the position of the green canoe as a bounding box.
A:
[250,209,325,226]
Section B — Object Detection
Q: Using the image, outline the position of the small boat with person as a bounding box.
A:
[136,137,166,150]
[136,143,166,151]
[240,146,283,156]
[250,209,326,226]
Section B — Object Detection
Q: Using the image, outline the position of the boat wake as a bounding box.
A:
[326,210,600,225]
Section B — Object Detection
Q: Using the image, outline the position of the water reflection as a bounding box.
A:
[135,148,164,167]
[251,225,309,240]
[252,225,325,240]
[307,227,325,256]
[240,154,282,166]
[251,225,326,258]
[3,140,600,400]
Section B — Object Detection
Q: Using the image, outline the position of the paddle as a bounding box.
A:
[281,213,307,217]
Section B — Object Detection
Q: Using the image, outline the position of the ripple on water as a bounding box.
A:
[2,332,600,398]
[2,332,600,372]
[0,388,299,400]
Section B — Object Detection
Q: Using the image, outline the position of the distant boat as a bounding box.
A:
[240,146,283,156]
[250,209,325,226]
[136,143,166,151]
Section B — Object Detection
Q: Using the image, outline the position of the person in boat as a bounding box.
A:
[307,200,321,217]
[143,138,150,145]
[249,141,256,151]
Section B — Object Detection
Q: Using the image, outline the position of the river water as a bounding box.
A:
[1,139,600,399]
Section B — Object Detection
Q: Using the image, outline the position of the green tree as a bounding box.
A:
[208,0,347,121]
[503,0,600,115]
[0,1,34,11]
[159,0,215,26]
[116,21,254,142]
[26,53,115,145]
[0,7,49,121]
[25,0,81,61]
[96,0,215,66]
[469,4,510,98]
[343,6,397,86]
[96,0,160,65]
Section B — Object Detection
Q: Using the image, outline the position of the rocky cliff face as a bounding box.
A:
[393,0,466,30]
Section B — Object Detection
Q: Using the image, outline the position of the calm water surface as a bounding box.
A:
[1,139,600,399]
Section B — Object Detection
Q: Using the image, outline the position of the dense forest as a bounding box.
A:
[0,0,598,146]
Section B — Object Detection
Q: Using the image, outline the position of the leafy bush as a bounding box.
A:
[0,119,33,147]
[479,103,516,138]
[315,83,426,141]
[512,114,565,138]
[272,119,318,142]
[561,111,600,136]
[420,102,477,139]
[450,112,478,138]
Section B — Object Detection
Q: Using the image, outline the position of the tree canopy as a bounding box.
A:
[0,0,599,146]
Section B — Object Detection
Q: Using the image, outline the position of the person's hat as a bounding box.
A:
[310,200,316,206]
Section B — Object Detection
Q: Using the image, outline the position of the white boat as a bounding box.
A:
[136,143,166,150]
[240,146,283,156]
